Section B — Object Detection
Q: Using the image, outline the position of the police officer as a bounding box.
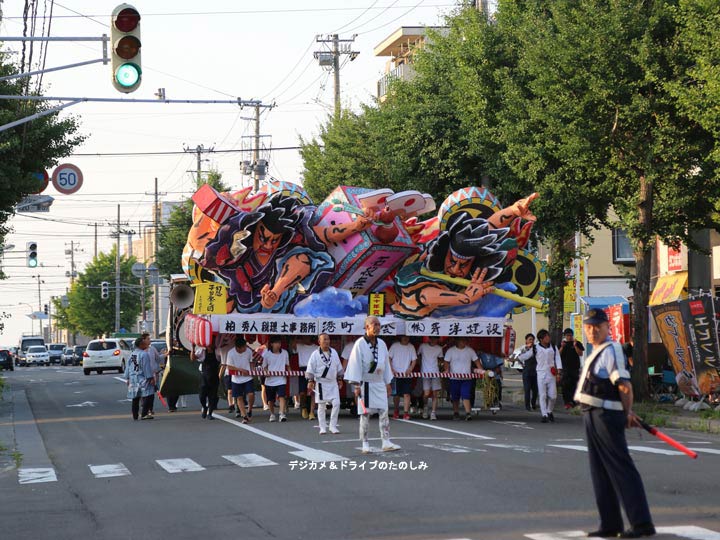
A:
[575,309,655,539]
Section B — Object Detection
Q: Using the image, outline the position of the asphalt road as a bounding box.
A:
[1,367,719,540]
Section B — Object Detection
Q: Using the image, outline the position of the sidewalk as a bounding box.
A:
[0,380,16,473]
[498,374,720,433]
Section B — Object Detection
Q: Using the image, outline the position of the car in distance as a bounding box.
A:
[61,347,75,365]
[82,339,131,375]
[72,345,86,366]
[26,345,50,366]
[0,349,13,371]
[47,343,66,365]
[17,336,45,366]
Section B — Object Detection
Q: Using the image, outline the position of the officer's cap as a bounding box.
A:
[583,308,609,325]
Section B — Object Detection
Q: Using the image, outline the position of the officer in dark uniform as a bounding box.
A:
[575,309,655,538]
[190,341,220,420]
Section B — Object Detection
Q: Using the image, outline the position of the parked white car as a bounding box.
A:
[82,338,132,375]
[25,345,49,366]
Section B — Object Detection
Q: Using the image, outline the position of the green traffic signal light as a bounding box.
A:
[27,241,38,267]
[115,63,141,88]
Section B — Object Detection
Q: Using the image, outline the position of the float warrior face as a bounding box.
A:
[443,250,475,279]
[252,222,284,259]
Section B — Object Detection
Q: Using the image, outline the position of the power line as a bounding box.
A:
[68,145,306,157]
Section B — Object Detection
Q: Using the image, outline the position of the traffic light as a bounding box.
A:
[26,241,38,268]
[110,4,142,93]
[101,281,110,300]
[43,304,48,316]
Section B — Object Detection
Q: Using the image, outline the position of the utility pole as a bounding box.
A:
[183,144,214,187]
[94,223,98,259]
[253,104,261,192]
[115,204,121,334]
[153,178,162,337]
[36,274,43,337]
[314,34,359,118]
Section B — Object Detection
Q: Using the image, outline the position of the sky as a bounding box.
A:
[0,0,460,346]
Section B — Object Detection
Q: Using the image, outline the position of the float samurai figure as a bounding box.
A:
[200,193,373,313]
[392,192,538,319]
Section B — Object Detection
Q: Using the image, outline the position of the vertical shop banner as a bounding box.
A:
[678,297,720,395]
[650,302,699,396]
[563,260,586,314]
[192,283,228,315]
[604,304,625,343]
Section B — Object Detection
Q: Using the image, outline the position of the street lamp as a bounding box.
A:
[18,302,35,334]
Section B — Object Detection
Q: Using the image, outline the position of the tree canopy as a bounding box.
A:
[0,54,86,256]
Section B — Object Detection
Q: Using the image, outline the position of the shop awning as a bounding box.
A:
[649,271,688,306]
[580,296,630,314]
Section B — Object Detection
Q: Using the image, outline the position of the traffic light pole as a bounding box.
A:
[0,95,271,134]
[115,205,121,334]
[36,274,43,338]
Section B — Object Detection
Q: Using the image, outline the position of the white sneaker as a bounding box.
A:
[382,440,401,452]
[361,442,371,454]
[422,407,429,419]
[263,404,269,411]
[269,413,277,422]
[430,411,437,421]
[410,407,416,415]
[329,427,340,434]
[318,428,327,435]
[279,413,287,422]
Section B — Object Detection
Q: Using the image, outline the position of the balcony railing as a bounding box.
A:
[377,63,416,98]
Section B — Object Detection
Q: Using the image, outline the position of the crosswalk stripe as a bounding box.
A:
[656,526,720,539]
[396,418,495,440]
[18,467,57,484]
[156,458,205,473]
[223,454,277,468]
[628,445,683,456]
[89,463,131,478]
[548,444,588,452]
[485,443,543,453]
[526,527,720,540]
[419,443,486,453]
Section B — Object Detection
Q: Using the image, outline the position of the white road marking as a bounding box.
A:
[526,527,720,540]
[486,443,544,453]
[419,443,487,453]
[66,401,98,408]
[113,376,126,383]
[223,454,277,468]
[156,458,205,473]
[322,436,456,444]
[656,526,720,539]
[525,531,592,539]
[396,418,495,440]
[491,420,534,430]
[628,445,683,456]
[18,467,57,484]
[688,447,720,455]
[89,463,131,478]
[548,444,588,452]
[214,415,346,462]
[553,438,584,442]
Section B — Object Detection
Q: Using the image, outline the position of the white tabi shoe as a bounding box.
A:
[382,440,401,452]
[361,442,371,454]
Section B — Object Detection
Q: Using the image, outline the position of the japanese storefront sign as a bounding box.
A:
[563,260,586,313]
[192,283,227,315]
[651,301,699,396]
[678,296,720,395]
[210,315,397,336]
[649,272,688,306]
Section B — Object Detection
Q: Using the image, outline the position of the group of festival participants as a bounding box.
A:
[174,316,502,450]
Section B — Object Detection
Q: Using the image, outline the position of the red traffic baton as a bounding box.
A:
[638,419,698,459]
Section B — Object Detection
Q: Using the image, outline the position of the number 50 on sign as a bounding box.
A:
[51,163,84,194]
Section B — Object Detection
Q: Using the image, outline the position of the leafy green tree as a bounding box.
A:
[0,55,86,253]
[64,246,148,337]
[156,170,229,278]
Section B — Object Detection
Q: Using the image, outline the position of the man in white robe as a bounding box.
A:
[306,333,344,434]
[344,316,400,453]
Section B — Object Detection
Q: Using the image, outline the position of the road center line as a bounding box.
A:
[396,418,495,439]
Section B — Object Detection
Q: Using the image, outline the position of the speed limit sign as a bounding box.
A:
[51,163,84,194]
